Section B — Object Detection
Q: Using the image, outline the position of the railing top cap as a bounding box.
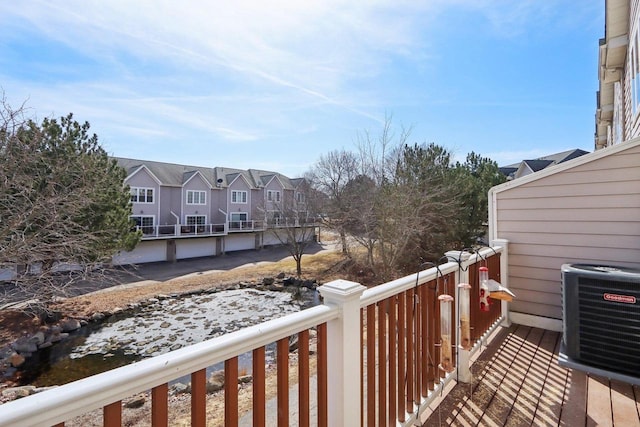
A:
[318,279,365,301]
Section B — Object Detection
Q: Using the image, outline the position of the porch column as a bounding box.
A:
[318,279,365,427]
[491,238,511,327]
[445,250,473,383]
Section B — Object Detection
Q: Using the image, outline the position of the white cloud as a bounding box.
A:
[0,0,600,176]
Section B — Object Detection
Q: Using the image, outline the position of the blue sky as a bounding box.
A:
[0,1,602,177]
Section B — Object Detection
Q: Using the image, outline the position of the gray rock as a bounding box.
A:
[207,371,225,393]
[12,337,37,354]
[50,332,68,343]
[124,394,146,408]
[60,318,82,332]
[2,386,35,398]
[90,312,105,322]
[170,383,189,395]
[262,277,275,285]
[30,331,46,345]
[238,375,252,384]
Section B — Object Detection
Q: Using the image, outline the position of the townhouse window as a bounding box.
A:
[229,212,248,230]
[296,192,305,203]
[186,215,206,225]
[270,211,282,225]
[131,215,154,234]
[130,187,154,203]
[187,190,206,205]
[267,190,281,202]
[231,212,247,222]
[231,190,247,203]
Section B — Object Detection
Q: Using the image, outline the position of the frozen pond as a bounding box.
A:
[71,289,301,359]
[20,288,315,386]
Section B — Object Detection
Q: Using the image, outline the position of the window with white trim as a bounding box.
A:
[267,190,281,202]
[186,215,206,225]
[231,190,247,203]
[296,192,305,203]
[131,215,154,233]
[187,190,206,205]
[130,187,154,203]
[231,212,247,222]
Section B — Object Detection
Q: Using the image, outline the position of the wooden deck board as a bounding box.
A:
[531,331,564,426]
[422,324,640,427]
[482,326,542,426]
[586,375,613,427]
[611,380,640,427]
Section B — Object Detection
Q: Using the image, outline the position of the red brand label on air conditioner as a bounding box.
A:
[603,293,637,304]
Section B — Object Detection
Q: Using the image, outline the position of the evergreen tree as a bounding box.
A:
[1,103,140,314]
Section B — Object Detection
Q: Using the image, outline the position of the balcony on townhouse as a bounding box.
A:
[133,223,227,239]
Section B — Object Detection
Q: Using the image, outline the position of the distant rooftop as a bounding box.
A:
[499,148,589,180]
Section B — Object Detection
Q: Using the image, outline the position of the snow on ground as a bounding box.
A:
[71,289,301,359]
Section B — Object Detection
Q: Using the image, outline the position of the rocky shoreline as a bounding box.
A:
[0,274,319,403]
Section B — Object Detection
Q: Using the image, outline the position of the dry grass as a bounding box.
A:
[56,249,346,319]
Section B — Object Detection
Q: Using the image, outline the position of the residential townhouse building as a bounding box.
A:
[113,158,311,265]
[596,0,640,148]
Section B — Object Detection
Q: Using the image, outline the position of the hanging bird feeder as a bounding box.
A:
[479,266,516,303]
[439,294,455,373]
[458,283,472,350]
[479,266,490,312]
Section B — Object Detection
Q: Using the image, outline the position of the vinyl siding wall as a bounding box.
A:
[490,140,640,319]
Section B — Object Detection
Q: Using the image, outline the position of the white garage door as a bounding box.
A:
[113,240,167,265]
[176,238,216,259]
[224,234,256,252]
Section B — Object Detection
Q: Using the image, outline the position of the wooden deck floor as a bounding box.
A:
[422,324,640,426]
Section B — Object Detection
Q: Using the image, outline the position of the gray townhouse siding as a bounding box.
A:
[112,157,306,265]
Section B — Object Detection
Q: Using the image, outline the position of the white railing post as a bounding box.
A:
[318,279,366,427]
[445,250,473,383]
[491,239,511,327]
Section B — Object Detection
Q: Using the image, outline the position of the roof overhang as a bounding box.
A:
[596,0,630,148]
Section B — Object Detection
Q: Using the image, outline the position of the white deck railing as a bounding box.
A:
[0,241,509,427]
[136,223,227,239]
[0,304,337,426]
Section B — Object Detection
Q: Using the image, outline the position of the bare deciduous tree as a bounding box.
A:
[265,180,318,276]
[306,149,359,254]
[306,116,467,279]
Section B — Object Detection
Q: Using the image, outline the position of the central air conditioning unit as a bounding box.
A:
[559,264,640,386]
